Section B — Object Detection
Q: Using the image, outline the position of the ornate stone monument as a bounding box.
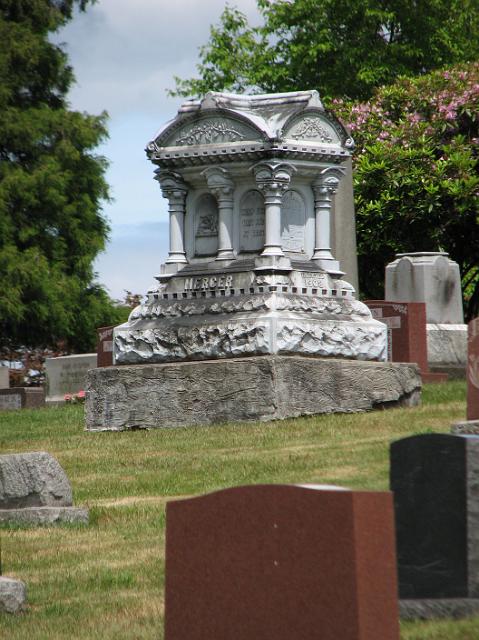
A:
[86,91,421,430]
[114,91,385,364]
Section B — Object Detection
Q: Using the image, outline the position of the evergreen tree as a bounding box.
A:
[0,0,123,352]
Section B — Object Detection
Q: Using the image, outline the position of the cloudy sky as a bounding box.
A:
[54,0,260,300]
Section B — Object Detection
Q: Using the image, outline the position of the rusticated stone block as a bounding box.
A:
[85,355,421,431]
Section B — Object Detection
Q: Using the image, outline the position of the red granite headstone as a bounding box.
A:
[467,317,479,421]
[365,300,447,383]
[96,326,114,367]
[164,485,399,640]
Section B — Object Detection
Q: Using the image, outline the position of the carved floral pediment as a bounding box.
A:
[283,114,339,144]
[158,116,263,149]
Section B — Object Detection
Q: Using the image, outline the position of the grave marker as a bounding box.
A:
[97,326,114,368]
[467,317,479,421]
[365,300,447,383]
[164,484,399,640]
[391,434,479,619]
[0,388,44,411]
[45,353,97,402]
[0,366,9,389]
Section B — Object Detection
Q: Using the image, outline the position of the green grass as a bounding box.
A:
[0,380,475,638]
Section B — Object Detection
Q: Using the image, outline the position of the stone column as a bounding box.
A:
[155,170,188,265]
[312,166,345,272]
[202,167,235,261]
[252,162,295,257]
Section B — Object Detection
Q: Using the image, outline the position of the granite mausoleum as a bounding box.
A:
[86,91,421,430]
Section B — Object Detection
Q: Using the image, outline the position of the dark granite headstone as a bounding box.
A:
[391,434,479,600]
[467,317,479,421]
[164,484,399,640]
[365,301,447,383]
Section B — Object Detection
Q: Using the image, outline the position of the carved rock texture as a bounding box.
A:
[0,452,72,508]
[427,324,467,365]
[85,356,421,431]
[115,322,270,364]
[400,598,479,620]
[277,321,385,361]
[0,577,26,614]
[115,315,386,365]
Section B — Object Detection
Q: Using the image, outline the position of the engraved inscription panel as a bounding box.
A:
[281,190,305,253]
[195,194,218,256]
[240,190,265,252]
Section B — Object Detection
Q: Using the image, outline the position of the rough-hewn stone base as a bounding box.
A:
[85,356,421,431]
[400,598,479,620]
[0,506,89,525]
[0,577,26,613]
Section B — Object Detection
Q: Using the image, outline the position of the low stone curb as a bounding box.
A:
[400,598,479,620]
[0,506,89,525]
[0,576,26,613]
[451,420,479,434]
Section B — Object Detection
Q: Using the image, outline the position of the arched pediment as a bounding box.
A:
[152,112,265,151]
[282,110,354,149]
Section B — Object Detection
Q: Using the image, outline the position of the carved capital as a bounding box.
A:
[155,169,188,202]
[202,167,234,201]
[312,166,346,197]
[252,162,295,195]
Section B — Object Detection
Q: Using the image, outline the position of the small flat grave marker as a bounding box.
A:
[164,484,399,640]
[0,388,44,411]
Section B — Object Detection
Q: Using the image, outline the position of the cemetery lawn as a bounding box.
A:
[0,380,476,639]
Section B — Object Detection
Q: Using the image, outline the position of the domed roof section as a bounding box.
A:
[147,90,354,167]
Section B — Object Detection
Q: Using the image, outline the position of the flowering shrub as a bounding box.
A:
[64,390,85,404]
[333,62,479,318]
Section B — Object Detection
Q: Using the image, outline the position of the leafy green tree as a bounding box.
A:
[334,63,479,318]
[0,0,124,352]
[172,0,479,102]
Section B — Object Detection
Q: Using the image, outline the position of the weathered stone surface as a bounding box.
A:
[85,356,421,431]
[385,252,464,324]
[400,598,479,621]
[0,452,72,508]
[0,577,26,614]
[45,353,97,402]
[427,324,467,367]
[0,506,89,525]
